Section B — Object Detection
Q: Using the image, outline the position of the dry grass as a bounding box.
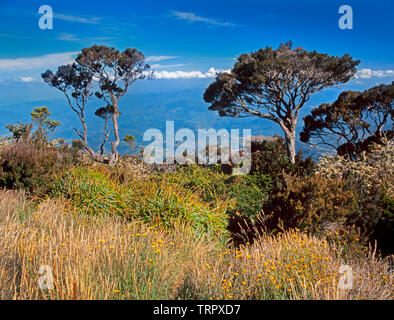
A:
[0,189,393,300]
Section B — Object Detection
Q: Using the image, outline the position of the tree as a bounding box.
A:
[5,106,59,143]
[94,104,113,155]
[124,134,136,155]
[30,106,60,141]
[76,45,153,165]
[42,63,96,158]
[300,81,394,159]
[203,41,360,163]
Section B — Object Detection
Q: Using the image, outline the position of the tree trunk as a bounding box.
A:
[109,103,120,167]
[284,131,296,164]
[279,119,297,164]
[79,113,96,159]
[99,118,110,155]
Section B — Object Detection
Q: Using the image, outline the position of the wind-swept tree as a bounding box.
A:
[204,41,360,163]
[76,45,153,165]
[42,63,96,158]
[300,81,394,159]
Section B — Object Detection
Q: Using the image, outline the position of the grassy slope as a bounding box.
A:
[1,189,393,300]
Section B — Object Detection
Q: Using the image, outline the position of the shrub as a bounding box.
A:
[315,140,394,254]
[374,194,394,255]
[0,139,73,195]
[221,174,271,219]
[263,173,358,234]
[316,139,393,198]
[128,179,232,239]
[250,136,314,178]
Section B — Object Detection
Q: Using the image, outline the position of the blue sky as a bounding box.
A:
[0,0,393,144]
[1,0,393,79]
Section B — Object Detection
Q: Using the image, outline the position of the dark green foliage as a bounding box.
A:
[250,136,314,178]
[301,81,394,159]
[262,174,358,234]
[374,194,394,255]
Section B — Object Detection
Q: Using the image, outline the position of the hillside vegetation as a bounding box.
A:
[0,132,393,300]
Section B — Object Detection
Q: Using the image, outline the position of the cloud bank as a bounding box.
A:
[0,52,78,71]
[54,13,102,25]
[19,77,36,82]
[154,67,230,79]
[146,56,178,62]
[355,68,394,79]
[170,10,236,27]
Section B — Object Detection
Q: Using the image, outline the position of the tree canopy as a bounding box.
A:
[42,45,152,165]
[76,45,153,165]
[301,81,394,159]
[42,63,95,157]
[204,41,360,163]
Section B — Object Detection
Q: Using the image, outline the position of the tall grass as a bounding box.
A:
[1,190,392,300]
[51,167,233,239]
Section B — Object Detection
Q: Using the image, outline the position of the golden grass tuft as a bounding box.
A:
[0,189,393,300]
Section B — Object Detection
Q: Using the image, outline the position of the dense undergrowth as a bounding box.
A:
[0,135,393,300]
[0,190,393,300]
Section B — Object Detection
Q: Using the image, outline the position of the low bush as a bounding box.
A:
[128,179,232,239]
[315,140,394,254]
[263,173,358,234]
[259,141,394,254]
[250,136,314,178]
[0,139,74,196]
[51,167,131,217]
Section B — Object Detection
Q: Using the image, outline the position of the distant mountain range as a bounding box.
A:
[0,86,332,160]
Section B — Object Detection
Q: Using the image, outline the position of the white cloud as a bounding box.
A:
[58,33,80,41]
[154,67,230,79]
[0,52,78,71]
[19,77,36,82]
[170,10,236,27]
[355,68,394,79]
[54,13,102,24]
[151,64,185,69]
[57,33,113,42]
[146,56,178,62]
